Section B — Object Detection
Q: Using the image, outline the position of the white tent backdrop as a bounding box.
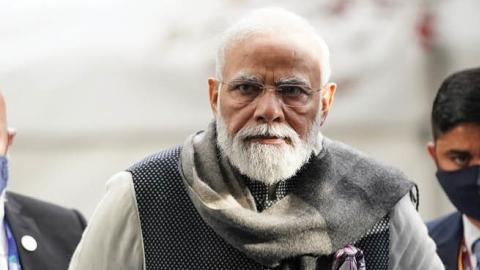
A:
[1,0,480,219]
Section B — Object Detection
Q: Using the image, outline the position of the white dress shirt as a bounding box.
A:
[464,215,480,267]
[0,190,8,270]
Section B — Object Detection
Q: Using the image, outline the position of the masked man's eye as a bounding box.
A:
[450,152,472,168]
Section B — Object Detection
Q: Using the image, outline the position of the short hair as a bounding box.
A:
[431,67,480,140]
[215,7,331,86]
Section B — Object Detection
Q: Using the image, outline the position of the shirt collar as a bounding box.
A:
[463,214,480,263]
[243,177,296,212]
[0,189,5,221]
[0,189,6,256]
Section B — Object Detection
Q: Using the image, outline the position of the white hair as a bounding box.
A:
[215,7,331,85]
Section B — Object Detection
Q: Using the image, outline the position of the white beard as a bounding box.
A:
[216,115,321,186]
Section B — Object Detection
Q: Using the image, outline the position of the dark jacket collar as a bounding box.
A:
[427,211,463,270]
[4,192,50,270]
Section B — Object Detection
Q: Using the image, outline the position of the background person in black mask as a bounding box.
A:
[427,67,480,270]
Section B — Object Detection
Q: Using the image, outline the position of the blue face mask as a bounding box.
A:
[436,165,480,220]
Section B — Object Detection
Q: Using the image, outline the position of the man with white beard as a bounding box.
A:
[69,7,443,270]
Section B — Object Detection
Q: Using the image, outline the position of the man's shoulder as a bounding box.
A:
[324,138,409,181]
[427,211,463,236]
[320,138,414,213]
[6,191,84,221]
[5,191,86,233]
[426,212,462,269]
[128,145,182,173]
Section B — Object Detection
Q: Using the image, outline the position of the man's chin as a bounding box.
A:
[231,147,305,185]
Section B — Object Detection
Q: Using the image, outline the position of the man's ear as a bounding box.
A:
[7,128,16,149]
[427,142,436,161]
[208,78,219,116]
[0,128,16,155]
[319,83,336,125]
[321,82,336,113]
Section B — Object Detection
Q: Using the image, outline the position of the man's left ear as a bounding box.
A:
[321,83,336,113]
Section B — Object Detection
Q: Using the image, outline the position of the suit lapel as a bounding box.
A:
[435,212,463,270]
[4,193,50,270]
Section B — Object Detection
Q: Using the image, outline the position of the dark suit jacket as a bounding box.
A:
[4,192,86,270]
[427,211,463,270]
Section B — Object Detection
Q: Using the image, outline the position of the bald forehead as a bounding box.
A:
[223,33,322,85]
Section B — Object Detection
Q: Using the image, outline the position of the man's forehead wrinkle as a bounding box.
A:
[224,37,321,86]
[437,129,480,156]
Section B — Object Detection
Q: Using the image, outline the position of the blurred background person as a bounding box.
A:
[0,91,86,270]
[427,68,480,270]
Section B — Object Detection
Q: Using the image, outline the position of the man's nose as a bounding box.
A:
[253,89,285,125]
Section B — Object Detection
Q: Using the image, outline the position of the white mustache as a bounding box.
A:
[236,124,300,143]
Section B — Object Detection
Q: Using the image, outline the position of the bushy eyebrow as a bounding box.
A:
[229,74,263,83]
[276,76,310,86]
[228,74,310,86]
[444,149,472,156]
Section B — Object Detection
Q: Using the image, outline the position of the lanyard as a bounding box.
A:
[4,220,22,270]
[459,238,473,270]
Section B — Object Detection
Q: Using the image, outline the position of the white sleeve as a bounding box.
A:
[388,194,444,270]
[68,171,145,270]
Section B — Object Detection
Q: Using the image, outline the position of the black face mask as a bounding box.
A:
[436,165,480,220]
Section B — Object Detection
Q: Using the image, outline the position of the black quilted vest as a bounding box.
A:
[128,146,390,270]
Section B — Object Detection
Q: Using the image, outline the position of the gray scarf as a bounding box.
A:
[179,122,413,268]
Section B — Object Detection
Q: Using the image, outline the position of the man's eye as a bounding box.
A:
[233,83,261,95]
[451,154,471,167]
[278,85,308,96]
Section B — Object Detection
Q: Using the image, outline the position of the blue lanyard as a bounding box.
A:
[4,220,22,270]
